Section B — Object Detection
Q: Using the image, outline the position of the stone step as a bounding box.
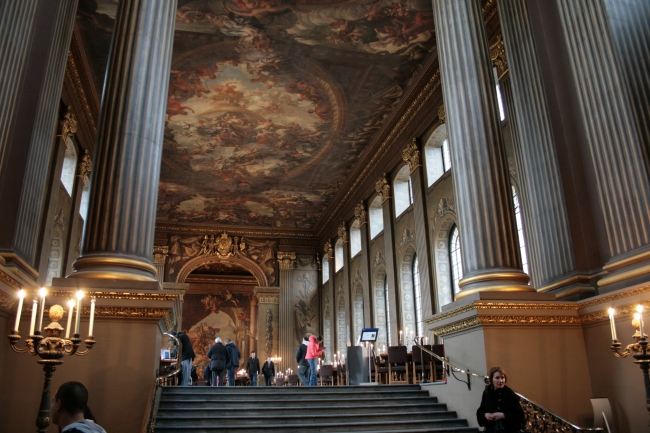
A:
[160,390,431,402]
[163,384,422,392]
[160,395,437,410]
[154,418,476,432]
[155,411,460,427]
[158,400,445,412]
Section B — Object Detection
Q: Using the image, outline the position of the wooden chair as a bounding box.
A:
[431,344,446,382]
[287,374,300,386]
[412,345,433,383]
[371,354,388,384]
[387,346,409,384]
[319,364,334,386]
[275,376,285,386]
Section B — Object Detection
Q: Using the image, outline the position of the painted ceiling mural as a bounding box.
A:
[76,0,435,229]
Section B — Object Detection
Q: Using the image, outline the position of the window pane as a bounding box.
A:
[450,227,463,294]
[369,206,384,239]
[350,227,362,257]
[425,146,444,186]
[442,139,451,172]
[394,180,409,216]
[512,186,529,275]
[60,139,77,197]
[413,255,423,336]
[335,243,344,272]
[322,257,330,283]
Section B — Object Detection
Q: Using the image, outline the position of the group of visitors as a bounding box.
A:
[294,333,324,386]
[205,337,261,386]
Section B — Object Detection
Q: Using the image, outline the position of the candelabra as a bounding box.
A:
[7,288,97,433]
[608,304,650,421]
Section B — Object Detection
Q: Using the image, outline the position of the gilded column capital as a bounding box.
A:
[490,35,508,79]
[324,241,333,259]
[337,223,347,245]
[277,252,297,270]
[59,109,78,143]
[438,104,446,123]
[254,286,280,304]
[354,202,367,227]
[152,246,169,265]
[77,150,92,185]
[375,174,391,203]
[402,138,421,174]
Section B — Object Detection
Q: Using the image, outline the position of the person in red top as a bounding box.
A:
[305,334,324,386]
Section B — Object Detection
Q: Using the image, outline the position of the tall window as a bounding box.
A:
[384,279,391,346]
[335,240,344,272]
[322,255,330,283]
[394,166,413,216]
[369,196,384,239]
[350,224,361,257]
[494,67,506,121]
[60,139,78,196]
[413,255,423,336]
[450,226,463,294]
[442,139,452,172]
[512,186,529,275]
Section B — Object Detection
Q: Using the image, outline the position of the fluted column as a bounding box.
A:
[355,203,373,327]
[277,252,296,377]
[71,0,177,281]
[403,140,435,335]
[554,0,650,287]
[376,175,400,343]
[339,224,352,348]
[432,0,532,298]
[497,0,585,295]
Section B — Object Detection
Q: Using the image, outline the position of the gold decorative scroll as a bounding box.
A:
[490,35,508,79]
[47,290,178,302]
[402,138,421,174]
[324,241,333,259]
[337,223,347,245]
[199,232,235,258]
[431,315,581,336]
[78,150,92,183]
[59,109,78,143]
[438,104,446,123]
[152,246,169,265]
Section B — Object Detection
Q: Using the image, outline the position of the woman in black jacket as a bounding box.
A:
[477,366,525,433]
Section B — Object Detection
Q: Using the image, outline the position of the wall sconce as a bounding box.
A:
[7,288,97,433]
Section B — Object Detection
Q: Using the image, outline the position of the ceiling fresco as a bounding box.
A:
[75,0,436,229]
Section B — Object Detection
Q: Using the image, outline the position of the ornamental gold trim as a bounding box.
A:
[337,224,347,245]
[579,285,650,308]
[59,109,78,143]
[48,290,178,302]
[402,138,421,174]
[0,290,16,311]
[432,317,481,336]
[375,175,391,203]
[354,202,367,227]
[324,241,333,259]
[581,300,650,325]
[257,294,279,304]
[86,306,169,319]
[277,252,297,270]
[490,34,508,80]
[77,150,92,184]
[431,315,581,336]
[0,268,24,290]
[438,104,446,123]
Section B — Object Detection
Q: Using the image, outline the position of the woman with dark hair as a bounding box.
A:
[476,366,525,433]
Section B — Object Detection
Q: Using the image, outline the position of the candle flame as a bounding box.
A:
[76,290,84,300]
[608,308,615,316]
[18,289,25,299]
[68,299,75,308]
[38,287,47,297]
[637,304,644,313]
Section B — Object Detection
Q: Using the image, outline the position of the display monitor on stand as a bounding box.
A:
[360,328,379,384]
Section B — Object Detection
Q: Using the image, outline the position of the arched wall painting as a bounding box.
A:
[183,291,254,374]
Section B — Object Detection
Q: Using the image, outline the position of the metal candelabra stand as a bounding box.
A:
[7,291,96,433]
[608,305,650,425]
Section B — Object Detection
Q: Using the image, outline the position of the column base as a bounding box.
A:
[598,246,650,292]
[70,254,158,281]
[537,272,599,300]
[456,269,533,300]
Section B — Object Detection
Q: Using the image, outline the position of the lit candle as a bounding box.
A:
[36,287,47,332]
[424,337,428,345]
[74,290,84,334]
[88,297,96,337]
[399,330,403,340]
[637,305,645,339]
[13,289,25,332]
[383,344,386,353]
[65,299,75,338]
[608,308,618,341]
[29,298,38,335]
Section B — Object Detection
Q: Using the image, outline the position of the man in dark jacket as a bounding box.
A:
[246,351,260,386]
[295,334,310,386]
[178,330,195,386]
[51,382,106,433]
[206,337,229,386]
[262,356,276,386]
[225,338,241,386]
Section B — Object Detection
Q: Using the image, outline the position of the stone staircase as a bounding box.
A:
[154,384,479,432]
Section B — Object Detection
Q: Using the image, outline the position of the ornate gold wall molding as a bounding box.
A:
[490,34,508,79]
[65,51,97,137]
[0,290,16,311]
[277,252,297,270]
[354,202,367,226]
[402,138,421,174]
[47,290,178,302]
[77,150,92,184]
[432,315,581,336]
[257,294,279,304]
[162,310,174,331]
[579,285,650,308]
[375,175,391,203]
[85,306,169,319]
[581,300,650,325]
[438,104,446,123]
[0,268,24,290]
[59,109,78,143]
[152,246,169,265]
[433,317,481,335]
[324,241,333,259]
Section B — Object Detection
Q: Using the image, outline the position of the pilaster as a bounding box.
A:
[254,286,279,363]
[277,252,296,377]
[356,203,373,328]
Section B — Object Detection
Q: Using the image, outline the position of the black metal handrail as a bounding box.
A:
[147,332,182,432]
[412,339,487,390]
[412,340,603,432]
[157,332,182,384]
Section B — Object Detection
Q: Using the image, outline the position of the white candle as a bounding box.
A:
[88,297,96,337]
[74,290,84,334]
[65,299,75,339]
[637,305,645,339]
[36,287,46,332]
[13,289,25,332]
[29,298,38,335]
[608,308,617,341]
[425,337,428,345]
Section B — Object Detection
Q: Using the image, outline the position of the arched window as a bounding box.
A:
[384,278,392,346]
[322,254,330,283]
[350,221,361,257]
[335,239,344,272]
[424,125,451,186]
[413,255,423,336]
[369,195,384,239]
[394,166,413,216]
[512,186,529,275]
[450,226,463,294]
